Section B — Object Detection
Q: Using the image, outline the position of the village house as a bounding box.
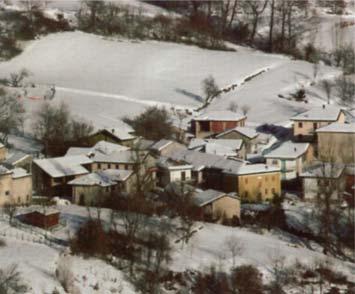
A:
[291,105,346,142]
[264,141,313,181]
[188,138,246,159]
[0,165,32,206]
[86,127,137,147]
[150,139,186,156]
[69,169,134,205]
[301,163,345,200]
[191,110,247,138]
[167,149,281,202]
[65,140,130,157]
[156,157,193,187]
[216,126,260,153]
[193,189,241,221]
[223,164,281,202]
[3,151,33,173]
[33,155,93,197]
[316,123,355,164]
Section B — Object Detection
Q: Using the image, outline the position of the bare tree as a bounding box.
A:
[228,101,239,112]
[8,69,30,87]
[321,80,333,104]
[0,89,25,144]
[243,0,268,43]
[3,202,17,225]
[335,75,355,107]
[20,0,43,30]
[268,0,276,52]
[202,75,220,102]
[241,104,250,115]
[225,236,244,268]
[0,264,28,293]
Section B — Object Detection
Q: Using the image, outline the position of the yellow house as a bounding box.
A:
[316,122,355,164]
[223,164,281,202]
[291,106,345,141]
[0,166,32,206]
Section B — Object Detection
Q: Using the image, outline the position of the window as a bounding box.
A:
[298,122,303,128]
[265,188,268,194]
[98,163,101,169]
[244,191,249,199]
[108,164,111,169]
[116,164,119,169]
[272,160,278,165]
[272,188,275,194]
[5,191,10,196]
[245,178,248,184]
[125,164,129,170]
[181,171,186,181]
[313,122,317,129]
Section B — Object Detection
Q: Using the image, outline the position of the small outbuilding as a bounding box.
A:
[23,208,60,229]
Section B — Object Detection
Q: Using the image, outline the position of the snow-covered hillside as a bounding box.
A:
[0,31,342,131]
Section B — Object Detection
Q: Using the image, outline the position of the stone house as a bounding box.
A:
[0,166,32,206]
[156,157,193,187]
[69,169,134,205]
[193,189,241,221]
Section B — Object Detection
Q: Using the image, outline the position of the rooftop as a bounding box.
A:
[150,139,173,152]
[264,141,310,159]
[216,126,259,139]
[102,127,135,141]
[4,151,31,166]
[193,189,238,207]
[66,141,129,157]
[12,168,30,179]
[228,164,280,175]
[34,155,92,178]
[189,139,243,156]
[316,122,355,134]
[301,163,345,179]
[291,106,343,122]
[68,169,133,186]
[194,110,246,122]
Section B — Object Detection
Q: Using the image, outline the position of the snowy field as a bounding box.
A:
[0,31,342,131]
[0,203,354,293]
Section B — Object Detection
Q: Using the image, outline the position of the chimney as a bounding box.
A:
[294,147,297,152]
[322,104,325,109]
[111,129,115,133]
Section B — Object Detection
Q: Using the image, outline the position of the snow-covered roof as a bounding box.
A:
[229,164,280,175]
[34,155,92,178]
[301,163,345,178]
[93,150,146,164]
[66,141,129,157]
[4,151,30,165]
[150,139,173,151]
[316,122,355,134]
[157,157,192,170]
[12,168,30,179]
[291,106,343,122]
[188,139,243,156]
[194,111,246,121]
[102,127,135,141]
[193,189,238,207]
[264,141,310,159]
[0,165,11,175]
[216,126,259,139]
[68,169,133,186]
[169,150,244,173]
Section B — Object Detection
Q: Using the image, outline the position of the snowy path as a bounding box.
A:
[54,86,194,111]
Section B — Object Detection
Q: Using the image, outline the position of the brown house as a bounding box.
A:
[23,208,60,229]
[193,189,241,221]
[191,111,247,138]
[291,105,346,142]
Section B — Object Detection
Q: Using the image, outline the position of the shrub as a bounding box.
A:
[232,265,264,294]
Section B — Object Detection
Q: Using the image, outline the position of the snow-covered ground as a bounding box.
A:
[0,31,343,132]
